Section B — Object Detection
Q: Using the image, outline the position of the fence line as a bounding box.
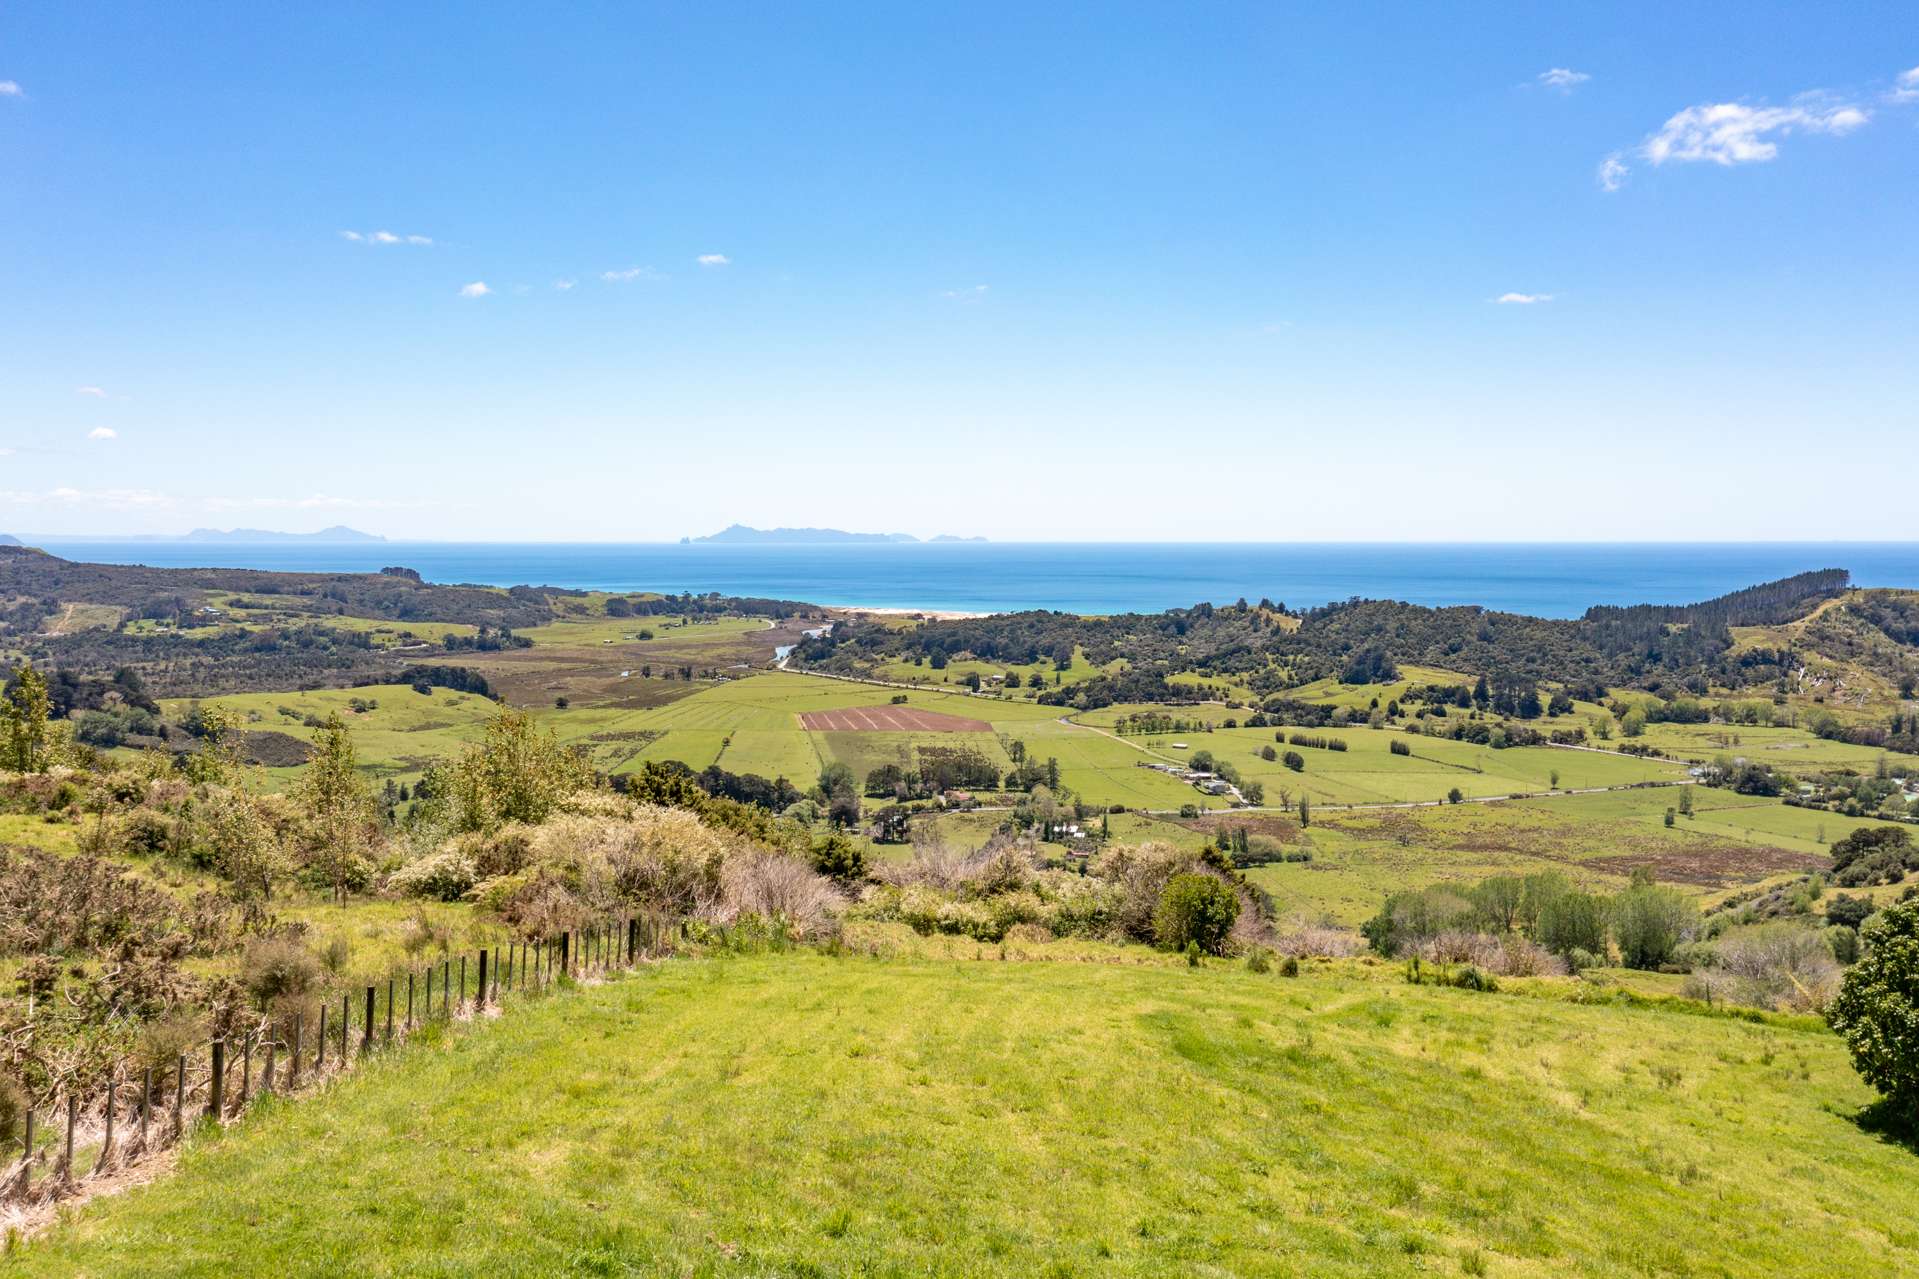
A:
[3,914,668,1208]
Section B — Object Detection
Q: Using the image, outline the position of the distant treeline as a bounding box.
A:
[794,571,1854,707]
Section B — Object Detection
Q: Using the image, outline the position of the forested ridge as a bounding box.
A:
[795,570,1861,707]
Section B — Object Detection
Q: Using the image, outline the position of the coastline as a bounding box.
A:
[829,605,996,621]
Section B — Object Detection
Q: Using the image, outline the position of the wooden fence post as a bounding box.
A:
[209,1039,225,1119]
[101,1077,117,1172]
[561,931,570,977]
[21,1107,34,1182]
[458,955,467,1012]
[477,950,489,1009]
[239,1037,252,1108]
[140,1068,151,1148]
[262,1040,276,1096]
[61,1095,76,1182]
[317,1003,328,1071]
[363,986,375,1055]
[339,993,349,1061]
[172,1054,185,1137]
[442,960,451,1016]
[386,980,395,1042]
[424,967,433,1022]
[290,1011,303,1084]
[408,972,416,1029]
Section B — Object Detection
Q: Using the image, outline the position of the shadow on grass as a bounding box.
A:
[1851,1098,1919,1154]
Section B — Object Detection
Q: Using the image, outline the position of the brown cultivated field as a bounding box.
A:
[799,704,992,733]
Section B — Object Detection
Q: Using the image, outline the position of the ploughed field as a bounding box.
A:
[8,950,1911,1278]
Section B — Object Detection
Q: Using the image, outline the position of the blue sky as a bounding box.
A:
[2,4,1916,541]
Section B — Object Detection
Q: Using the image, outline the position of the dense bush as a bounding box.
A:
[1153,873,1238,955]
[1828,898,1919,1120]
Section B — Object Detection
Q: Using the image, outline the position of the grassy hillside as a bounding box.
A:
[7,951,1909,1278]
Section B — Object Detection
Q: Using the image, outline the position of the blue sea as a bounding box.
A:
[26,541,1919,620]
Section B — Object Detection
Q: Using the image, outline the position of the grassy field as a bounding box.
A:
[1624,720,1897,772]
[1129,725,1687,805]
[9,951,1911,1277]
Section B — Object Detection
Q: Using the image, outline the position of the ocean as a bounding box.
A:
[25,541,1919,620]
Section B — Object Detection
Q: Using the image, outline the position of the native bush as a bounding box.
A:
[1153,873,1238,955]
[1828,898,1919,1119]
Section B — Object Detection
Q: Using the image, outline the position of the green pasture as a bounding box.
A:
[11,952,1911,1278]
[1626,720,1895,772]
[1135,725,1686,806]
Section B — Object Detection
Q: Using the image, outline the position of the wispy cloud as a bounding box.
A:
[76,386,108,398]
[1537,68,1590,93]
[341,229,433,246]
[1892,66,1919,105]
[0,487,432,513]
[201,493,431,512]
[602,266,664,283]
[696,253,731,267]
[1597,154,1629,192]
[0,81,22,98]
[940,284,989,300]
[1,487,172,509]
[1494,292,1552,305]
[87,427,118,441]
[458,281,492,298]
[1644,98,1868,166]
[553,278,576,291]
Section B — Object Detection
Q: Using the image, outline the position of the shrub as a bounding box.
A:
[1153,873,1239,955]
[810,832,867,884]
[1829,898,1919,1118]
[1826,893,1875,931]
[390,848,479,901]
[1687,924,1841,1011]
[1245,946,1272,973]
[713,850,841,940]
[239,934,324,1009]
[1611,883,1698,969]
[1279,954,1300,977]
[1449,965,1497,992]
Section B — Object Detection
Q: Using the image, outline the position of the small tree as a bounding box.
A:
[1153,873,1238,955]
[1,662,53,773]
[298,713,375,901]
[1828,898,1919,1123]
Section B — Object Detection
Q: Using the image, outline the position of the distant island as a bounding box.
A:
[180,525,386,544]
[685,524,985,545]
[0,533,21,547]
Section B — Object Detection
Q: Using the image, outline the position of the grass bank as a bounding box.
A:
[7,952,1912,1277]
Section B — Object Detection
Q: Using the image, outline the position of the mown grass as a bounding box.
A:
[7,952,1913,1277]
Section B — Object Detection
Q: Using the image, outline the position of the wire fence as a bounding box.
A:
[3,914,668,1207]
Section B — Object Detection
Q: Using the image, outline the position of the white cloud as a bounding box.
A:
[0,448,14,458]
[87,427,118,441]
[458,281,492,298]
[342,229,433,246]
[553,279,576,291]
[0,81,22,98]
[76,386,108,398]
[602,266,663,282]
[1538,68,1591,93]
[1494,293,1552,305]
[1598,154,1629,192]
[696,253,731,267]
[1642,98,1869,167]
[940,284,989,300]
[1892,66,1919,104]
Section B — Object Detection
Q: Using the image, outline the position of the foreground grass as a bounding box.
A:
[9,953,1915,1277]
